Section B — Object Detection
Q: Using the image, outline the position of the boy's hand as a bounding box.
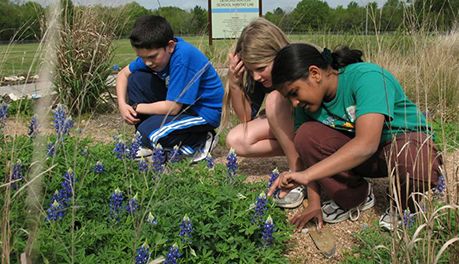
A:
[228,52,245,87]
[119,103,140,124]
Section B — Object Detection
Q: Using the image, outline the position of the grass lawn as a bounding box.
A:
[0,34,412,77]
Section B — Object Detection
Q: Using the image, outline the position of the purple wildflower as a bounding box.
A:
[47,199,65,221]
[127,133,142,160]
[179,215,192,243]
[168,145,182,163]
[146,212,158,225]
[94,161,104,174]
[27,115,39,137]
[53,104,73,138]
[435,175,446,194]
[205,154,214,169]
[10,160,23,189]
[267,168,280,197]
[135,243,150,264]
[267,168,279,189]
[113,136,127,160]
[252,192,268,225]
[112,64,120,71]
[0,103,8,123]
[126,194,139,214]
[109,188,123,221]
[152,144,166,174]
[403,209,415,228]
[262,215,275,246]
[60,169,75,205]
[138,158,149,172]
[226,148,238,181]
[47,141,56,157]
[164,244,181,264]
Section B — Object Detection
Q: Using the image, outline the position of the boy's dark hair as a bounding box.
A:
[129,15,174,49]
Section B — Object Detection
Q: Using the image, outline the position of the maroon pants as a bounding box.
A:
[294,122,442,210]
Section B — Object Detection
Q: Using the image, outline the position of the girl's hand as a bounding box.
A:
[227,52,245,86]
[267,171,299,198]
[291,200,323,231]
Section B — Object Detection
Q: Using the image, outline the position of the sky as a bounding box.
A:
[35,0,388,13]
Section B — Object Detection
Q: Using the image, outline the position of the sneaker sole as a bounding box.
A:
[275,197,304,209]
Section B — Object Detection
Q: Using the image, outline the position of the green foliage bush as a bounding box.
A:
[1,133,292,263]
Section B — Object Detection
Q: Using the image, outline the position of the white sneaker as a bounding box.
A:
[273,186,305,209]
[322,183,375,223]
[192,131,218,163]
[135,147,153,160]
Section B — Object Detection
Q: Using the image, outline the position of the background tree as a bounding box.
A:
[291,0,331,32]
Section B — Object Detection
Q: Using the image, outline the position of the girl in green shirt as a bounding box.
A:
[267,43,442,231]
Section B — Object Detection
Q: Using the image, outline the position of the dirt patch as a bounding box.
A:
[4,112,459,263]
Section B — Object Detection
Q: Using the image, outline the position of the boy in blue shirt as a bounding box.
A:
[116,15,223,161]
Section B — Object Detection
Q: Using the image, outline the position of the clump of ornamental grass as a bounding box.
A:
[53,5,123,115]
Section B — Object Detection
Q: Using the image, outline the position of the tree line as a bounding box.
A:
[0,0,457,42]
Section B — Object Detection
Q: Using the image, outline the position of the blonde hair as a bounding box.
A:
[221,18,289,129]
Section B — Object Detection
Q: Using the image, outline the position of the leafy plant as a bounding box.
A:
[1,125,293,263]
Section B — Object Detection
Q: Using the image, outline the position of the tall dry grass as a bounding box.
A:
[53,5,125,115]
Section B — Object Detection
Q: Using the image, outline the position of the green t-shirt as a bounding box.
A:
[294,62,430,143]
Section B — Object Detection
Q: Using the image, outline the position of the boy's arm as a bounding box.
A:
[116,66,140,124]
[135,101,182,116]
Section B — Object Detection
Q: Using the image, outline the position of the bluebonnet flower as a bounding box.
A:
[0,103,8,123]
[226,148,238,181]
[179,215,192,243]
[109,188,123,220]
[113,136,127,159]
[135,242,150,264]
[168,145,182,163]
[164,244,182,264]
[267,168,279,189]
[60,169,75,205]
[126,194,140,214]
[53,104,73,138]
[152,144,166,174]
[47,199,65,221]
[94,161,104,174]
[138,158,149,172]
[267,168,280,197]
[10,160,23,189]
[262,215,275,246]
[146,212,158,225]
[402,209,415,228]
[435,175,446,194]
[27,115,39,137]
[252,192,268,225]
[205,154,214,169]
[127,133,142,160]
[47,141,56,157]
[112,64,120,71]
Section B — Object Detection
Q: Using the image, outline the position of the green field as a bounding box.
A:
[0,34,413,77]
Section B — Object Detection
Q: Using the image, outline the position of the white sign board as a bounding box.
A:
[211,0,260,39]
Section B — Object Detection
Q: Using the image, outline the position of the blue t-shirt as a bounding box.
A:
[129,37,224,127]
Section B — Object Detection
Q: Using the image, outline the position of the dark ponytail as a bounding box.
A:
[272,43,363,89]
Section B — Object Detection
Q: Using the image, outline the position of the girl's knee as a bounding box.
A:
[265,91,290,119]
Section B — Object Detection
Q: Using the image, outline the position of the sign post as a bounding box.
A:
[208,0,262,45]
